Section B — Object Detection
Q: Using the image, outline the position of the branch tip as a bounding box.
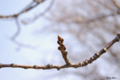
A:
[0,63,2,68]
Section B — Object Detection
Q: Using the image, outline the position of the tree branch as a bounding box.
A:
[11,17,21,40]
[0,0,45,19]
[0,34,120,70]
[0,0,47,41]
[112,0,120,9]
[21,0,55,24]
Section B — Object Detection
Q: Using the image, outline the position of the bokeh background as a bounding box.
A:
[0,0,120,80]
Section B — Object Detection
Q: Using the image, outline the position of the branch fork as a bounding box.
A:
[0,34,120,70]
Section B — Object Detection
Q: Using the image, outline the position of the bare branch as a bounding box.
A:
[0,0,45,19]
[22,0,55,24]
[0,0,47,40]
[112,0,120,9]
[5,36,37,50]
[0,34,120,70]
[12,17,21,40]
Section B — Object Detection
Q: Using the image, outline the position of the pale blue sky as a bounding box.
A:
[0,0,120,80]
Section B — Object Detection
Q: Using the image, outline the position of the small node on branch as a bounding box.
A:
[93,55,97,60]
[117,33,120,37]
[116,33,120,41]
[99,49,106,54]
[64,46,66,50]
[88,59,92,63]
[57,67,60,70]
[11,63,15,68]
[103,48,107,52]
[57,41,61,44]
[64,52,68,56]
[85,59,89,65]
[80,62,84,67]
[83,61,87,66]
[0,15,3,18]
[24,67,28,69]
[58,46,61,50]
[46,64,53,69]
[95,53,100,57]
[33,65,38,69]
[13,14,18,17]
[0,63,2,68]
[89,57,94,63]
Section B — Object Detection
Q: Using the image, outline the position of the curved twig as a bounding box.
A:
[22,0,55,24]
[0,0,45,19]
[0,0,46,39]
[11,17,21,40]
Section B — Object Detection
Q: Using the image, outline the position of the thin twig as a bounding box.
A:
[0,0,46,40]
[22,0,55,24]
[5,35,37,50]
[0,0,45,19]
[112,0,120,9]
[0,34,120,70]
[12,17,21,40]
[57,35,71,65]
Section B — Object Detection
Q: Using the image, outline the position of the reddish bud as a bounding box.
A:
[64,52,68,55]
[57,41,61,44]
[64,46,66,50]
[58,35,62,40]
[58,46,61,50]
